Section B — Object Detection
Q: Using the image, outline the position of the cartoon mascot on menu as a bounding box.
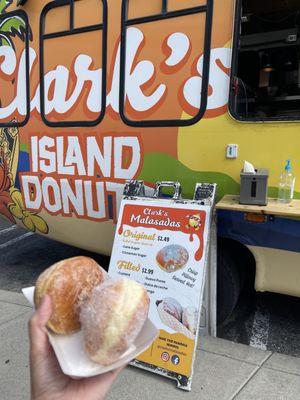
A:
[186,214,202,231]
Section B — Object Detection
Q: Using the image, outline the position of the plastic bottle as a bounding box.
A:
[278,160,295,203]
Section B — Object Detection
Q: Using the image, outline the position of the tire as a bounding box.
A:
[217,246,241,325]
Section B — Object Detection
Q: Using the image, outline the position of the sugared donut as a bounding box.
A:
[80,278,150,365]
[156,297,183,321]
[34,256,106,334]
[156,244,189,273]
[182,307,198,335]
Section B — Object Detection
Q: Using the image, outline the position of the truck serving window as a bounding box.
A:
[0,9,30,127]
[230,0,300,121]
[119,0,213,127]
[40,0,107,127]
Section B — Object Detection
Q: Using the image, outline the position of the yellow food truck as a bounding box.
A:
[0,0,299,322]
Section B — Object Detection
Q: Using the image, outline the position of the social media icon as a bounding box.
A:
[161,352,170,362]
[171,355,180,365]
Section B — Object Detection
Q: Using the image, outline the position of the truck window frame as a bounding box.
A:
[0,9,30,128]
[119,0,214,128]
[39,0,108,128]
[229,0,300,123]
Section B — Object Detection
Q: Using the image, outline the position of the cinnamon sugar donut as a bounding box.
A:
[80,278,150,365]
[34,256,106,334]
[156,244,189,273]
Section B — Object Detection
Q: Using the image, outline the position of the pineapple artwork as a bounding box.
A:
[0,123,48,233]
[0,1,48,233]
[0,125,15,222]
[0,126,49,233]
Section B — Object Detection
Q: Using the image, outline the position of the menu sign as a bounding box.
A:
[108,193,212,391]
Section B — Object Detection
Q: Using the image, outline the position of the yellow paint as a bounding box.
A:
[178,113,300,190]
[39,210,116,255]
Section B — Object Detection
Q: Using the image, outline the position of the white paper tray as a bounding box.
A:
[23,286,158,378]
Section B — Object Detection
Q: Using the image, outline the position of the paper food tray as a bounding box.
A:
[157,303,195,340]
[22,286,158,378]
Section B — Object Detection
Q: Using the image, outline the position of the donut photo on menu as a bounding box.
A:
[156,244,189,273]
[156,297,183,321]
[156,297,197,339]
[182,307,198,335]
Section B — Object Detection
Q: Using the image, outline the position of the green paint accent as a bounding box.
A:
[268,186,300,199]
[0,15,26,41]
[139,153,300,201]
[0,7,28,49]
[139,153,239,200]
[20,143,28,152]
[0,33,12,47]
[0,1,12,14]
[268,187,278,198]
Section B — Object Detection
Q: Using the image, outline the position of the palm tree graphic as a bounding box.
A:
[0,0,28,48]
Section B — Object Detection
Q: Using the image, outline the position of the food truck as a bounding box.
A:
[0,0,299,323]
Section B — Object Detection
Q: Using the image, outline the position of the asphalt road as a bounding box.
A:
[218,285,300,358]
[0,219,299,357]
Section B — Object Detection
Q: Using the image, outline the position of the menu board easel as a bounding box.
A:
[108,181,217,391]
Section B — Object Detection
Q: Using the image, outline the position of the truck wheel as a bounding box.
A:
[217,246,241,325]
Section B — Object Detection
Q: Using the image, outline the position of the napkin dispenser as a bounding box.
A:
[240,169,269,206]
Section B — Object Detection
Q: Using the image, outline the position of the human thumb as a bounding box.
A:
[29,294,52,358]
